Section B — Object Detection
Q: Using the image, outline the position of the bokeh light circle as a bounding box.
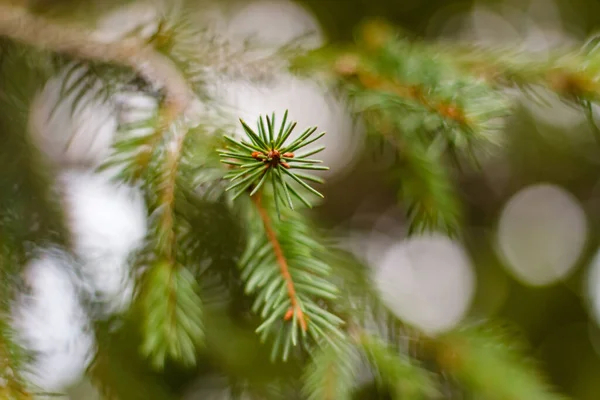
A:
[374,234,476,335]
[496,184,587,286]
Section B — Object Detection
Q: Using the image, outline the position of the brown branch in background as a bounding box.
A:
[357,71,469,125]
[0,3,192,117]
[252,193,307,332]
[333,54,468,125]
[446,45,600,99]
[159,127,187,262]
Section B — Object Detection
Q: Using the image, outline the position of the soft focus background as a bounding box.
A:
[303,0,600,396]
[16,0,600,398]
[236,0,600,398]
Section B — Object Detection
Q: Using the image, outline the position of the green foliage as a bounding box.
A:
[50,61,133,119]
[302,341,360,400]
[139,260,204,370]
[219,111,328,211]
[396,140,462,236]
[436,324,567,400]
[293,21,510,235]
[102,107,163,183]
[359,334,439,399]
[239,201,345,361]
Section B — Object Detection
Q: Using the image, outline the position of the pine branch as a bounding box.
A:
[156,124,187,261]
[138,123,204,370]
[253,194,307,332]
[354,70,471,127]
[293,28,509,153]
[302,341,360,400]
[239,197,344,361]
[447,43,600,101]
[0,3,192,117]
[397,140,463,236]
[357,332,438,399]
[435,324,568,400]
[219,112,328,212]
[139,259,204,370]
[101,110,163,182]
[290,25,506,235]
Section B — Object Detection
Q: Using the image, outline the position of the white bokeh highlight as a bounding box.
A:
[60,170,148,315]
[374,234,476,335]
[11,250,95,392]
[92,1,161,43]
[226,0,324,49]
[496,184,587,286]
[29,68,117,168]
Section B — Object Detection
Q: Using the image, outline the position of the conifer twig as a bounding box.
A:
[355,70,469,126]
[159,127,187,261]
[140,123,204,370]
[252,193,307,331]
[0,3,192,117]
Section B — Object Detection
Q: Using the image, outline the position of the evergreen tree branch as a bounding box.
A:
[252,193,307,332]
[291,24,506,235]
[157,125,187,261]
[355,331,438,399]
[434,324,568,400]
[348,68,471,128]
[447,44,600,101]
[139,123,205,370]
[302,340,360,400]
[238,198,344,361]
[397,140,463,236]
[0,3,192,117]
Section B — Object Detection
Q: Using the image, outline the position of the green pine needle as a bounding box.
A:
[219,111,328,208]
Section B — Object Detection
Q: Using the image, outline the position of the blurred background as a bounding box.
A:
[309,0,600,398]
[226,0,600,398]
[16,0,600,398]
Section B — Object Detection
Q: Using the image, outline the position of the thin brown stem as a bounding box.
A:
[159,127,187,261]
[252,193,307,331]
[0,4,192,116]
[158,128,188,341]
[357,70,469,125]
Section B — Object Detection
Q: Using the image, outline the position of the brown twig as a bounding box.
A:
[159,126,187,261]
[252,193,307,331]
[158,128,188,337]
[357,70,469,125]
[0,4,192,117]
